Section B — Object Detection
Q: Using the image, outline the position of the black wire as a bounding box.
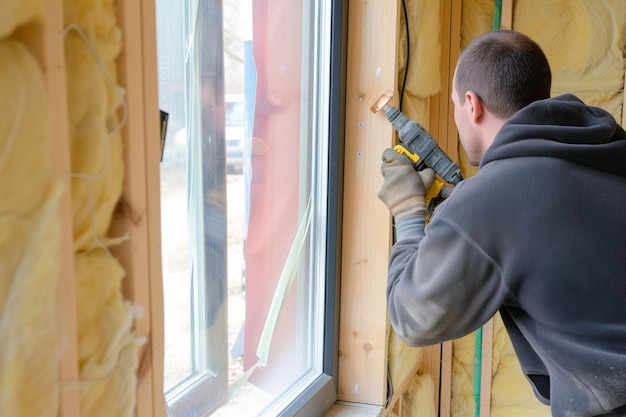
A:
[400,0,410,111]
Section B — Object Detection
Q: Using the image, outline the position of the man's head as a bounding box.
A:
[451,30,551,164]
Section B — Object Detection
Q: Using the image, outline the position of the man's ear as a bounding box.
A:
[465,91,483,123]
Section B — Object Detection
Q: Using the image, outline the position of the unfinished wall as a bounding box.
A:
[387,1,625,416]
[0,0,140,416]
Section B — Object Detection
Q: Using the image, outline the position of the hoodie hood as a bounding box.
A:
[481,94,626,176]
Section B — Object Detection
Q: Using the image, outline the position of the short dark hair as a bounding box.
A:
[454,30,552,118]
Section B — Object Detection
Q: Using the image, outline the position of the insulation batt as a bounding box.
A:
[64,0,124,252]
[0,0,43,39]
[0,37,61,417]
[64,0,139,415]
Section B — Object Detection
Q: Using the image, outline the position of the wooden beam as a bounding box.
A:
[140,0,167,413]
[394,342,451,417]
[623,67,626,125]
[34,2,81,416]
[338,0,400,406]
[500,0,514,30]
[324,403,383,417]
[433,2,462,415]
[429,0,462,162]
[445,0,463,162]
[417,344,441,413]
[436,0,452,154]
[622,32,626,125]
[112,0,165,416]
[439,341,453,417]
[479,319,494,417]
[439,3,462,411]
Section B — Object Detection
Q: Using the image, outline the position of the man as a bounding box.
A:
[378,30,626,416]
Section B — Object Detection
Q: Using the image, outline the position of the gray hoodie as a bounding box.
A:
[388,94,626,417]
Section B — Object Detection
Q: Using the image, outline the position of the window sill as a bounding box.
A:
[323,403,383,417]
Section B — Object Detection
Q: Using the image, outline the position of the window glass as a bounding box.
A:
[155,0,336,415]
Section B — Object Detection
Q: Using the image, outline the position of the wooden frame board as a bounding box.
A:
[112,0,165,416]
[338,0,401,406]
[38,2,81,416]
[425,1,463,415]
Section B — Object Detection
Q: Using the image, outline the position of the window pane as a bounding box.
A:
[156,0,334,414]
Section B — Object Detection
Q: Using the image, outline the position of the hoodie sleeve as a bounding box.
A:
[386,215,508,347]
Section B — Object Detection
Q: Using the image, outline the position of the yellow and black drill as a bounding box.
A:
[371,91,463,208]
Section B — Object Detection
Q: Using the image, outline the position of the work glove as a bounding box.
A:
[439,185,454,199]
[377,148,435,221]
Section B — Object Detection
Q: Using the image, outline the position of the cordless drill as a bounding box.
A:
[371,91,463,205]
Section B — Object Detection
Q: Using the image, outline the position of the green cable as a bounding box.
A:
[473,2,502,414]
[474,1,503,414]
[492,0,502,30]
[474,327,483,417]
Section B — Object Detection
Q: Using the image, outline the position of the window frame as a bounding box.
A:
[152,0,347,415]
[274,0,347,414]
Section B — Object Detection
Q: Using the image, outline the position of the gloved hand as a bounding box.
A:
[439,185,454,199]
[377,148,435,221]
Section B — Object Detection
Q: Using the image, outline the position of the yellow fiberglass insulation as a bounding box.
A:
[514,0,625,120]
[64,0,139,415]
[64,0,125,252]
[0,37,61,417]
[449,315,550,417]
[490,315,549,417]
[0,0,43,39]
[74,250,139,417]
[397,0,442,101]
[401,373,437,417]
[388,329,422,404]
[460,0,625,121]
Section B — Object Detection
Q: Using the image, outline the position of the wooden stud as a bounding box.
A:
[338,0,400,405]
[445,0,463,162]
[137,1,166,414]
[23,2,82,416]
[325,403,383,417]
[623,68,626,125]
[140,0,167,414]
[439,341,453,417]
[500,0,514,30]
[479,319,494,417]
[437,0,452,154]
[429,0,462,162]
[392,395,401,416]
[112,0,166,416]
[621,7,626,127]
[418,344,441,413]
[425,2,463,414]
